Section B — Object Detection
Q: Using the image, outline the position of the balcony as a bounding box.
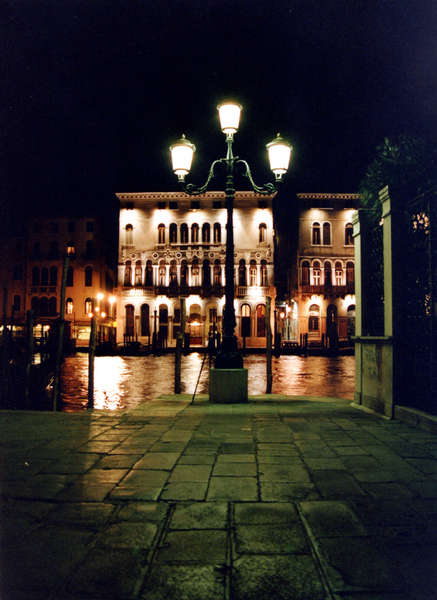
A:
[300,283,355,296]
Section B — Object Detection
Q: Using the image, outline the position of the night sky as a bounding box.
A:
[3,0,437,226]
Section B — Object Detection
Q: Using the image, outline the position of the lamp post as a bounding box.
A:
[170,102,292,370]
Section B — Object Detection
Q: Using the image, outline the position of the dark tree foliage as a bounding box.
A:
[358,135,437,216]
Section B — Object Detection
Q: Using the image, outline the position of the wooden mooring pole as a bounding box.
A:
[266,296,272,394]
[87,315,97,409]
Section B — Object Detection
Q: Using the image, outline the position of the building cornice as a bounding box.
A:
[116,190,276,202]
[297,193,361,201]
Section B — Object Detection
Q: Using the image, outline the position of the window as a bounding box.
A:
[180,223,188,244]
[31,297,39,314]
[323,222,331,245]
[145,260,153,286]
[312,261,321,285]
[192,258,200,286]
[33,242,41,258]
[49,222,58,233]
[141,304,150,336]
[86,240,95,259]
[180,260,188,286]
[347,304,356,337]
[191,223,199,243]
[346,261,354,285]
[169,260,178,287]
[41,267,49,286]
[213,223,221,243]
[67,221,75,233]
[169,223,177,243]
[157,201,166,209]
[260,260,268,286]
[241,303,251,337]
[256,304,266,337]
[335,261,343,286]
[66,298,73,314]
[125,224,133,245]
[213,260,221,285]
[39,297,49,316]
[212,200,222,209]
[249,260,257,286]
[191,200,200,209]
[345,223,353,245]
[308,304,320,332]
[13,265,22,280]
[312,222,321,245]
[85,298,93,315]
[324,261,332,286]
[301,261,310,285]
[134,260,142,286]
[238,259,246,286]
[49,266,57,286]
[123,261,131,286]
[158,261,166,286]
[32,267,40,286]
[158,224,165,244]
[125,304,135,337]
[169,201,178,209]
[85,266,93,287]
[259,223,267,243]
[203,260,211,287]
[258,200,267,208]
[67,266,74,286]
[48,241,59,259]
[13,295,20,311]
[202,223,210,243]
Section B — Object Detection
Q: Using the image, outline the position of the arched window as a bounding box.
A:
[323,222,331,245]
[84,266,93,287]
[39,297,49,316]
[158,224,165,244]
[41,267,49,286]
[66,266,74,287]
[202,260,211,287]
[347,304,356,337]
[125,224,133,245]
[256,304,266,337]
[238,259,246,286]
[169,260,178,287]
[32,267,40,286]
[191,223,199,243]
[308,304,320,332]
[158,260,166,286]
[241,303,251,337]
[213,259,221,285]
[48,297,57,315]
[324,261,332,286]
[125,304,135,337]
[49,266,57,286]
[66,298,73,315]
[48,241,59,259]
[345,223,353,245]
[86,240,95,259]
[260,260,268,286]
[85,298,93,315]
[259,223,267,243]
[180,223,188,244]
[169,223,177,243]
[202,223,210,243]
[31,297,39,314]
[141,303,150,336]
[301,261,310,285]
[312,261,321,285]
[335,261,343,286]
[123,261,131,286]
[145,260,153,286]
[346,261,354,285]
[181,260,188,286]
[134,260,142,286]
[213,223,221,243]
[192,258,200,286]
[249,260,257,286]
[312,222,321,245]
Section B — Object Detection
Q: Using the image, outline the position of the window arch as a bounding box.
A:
[249,260,257,286]
[48,297,57,316]
[202,223,210,243]
[180,260,188,286]
[259,223,267,243]
[191,223,199,243]
[192,258,200,286]
[346,261,355,285]
[66,298,73,315]
[335,261,343,286]
[141,303,150,336]
[308,304,320,332]
[260,260,268,286]
[145,260,153,286]
[323,222,331,245]
[49,266,57,286]
[345,222,353,245]
[158,260,166,286]
[241,303,251,337]
[85,298,93,315]
[169,223,177,243]
[213,223,221,243]
[213,259,221,285]
[123,261,131,286]
[169,260,178,287]
[312,261,321,285]
[301,260,310,285]
[158,224,165,244]
[312,222,321,245]
[202,259,211,287]
[134,260,142,286]
[324,261,332,286]
[180,223,188,244]
[125,224,133,245]
[256,304,266,337]
[66,266,74,287]
[347,304,356,337]
[41,267,49,286]
[238,259,246,286]
[125,304,135,337]
[32,267,40,286]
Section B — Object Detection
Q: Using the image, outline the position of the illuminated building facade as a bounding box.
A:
[116,191,277,347]
[281,193,360,349]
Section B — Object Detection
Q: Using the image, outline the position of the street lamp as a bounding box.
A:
[170,101,292,370]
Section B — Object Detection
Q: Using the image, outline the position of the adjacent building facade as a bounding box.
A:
[115,191,277,348]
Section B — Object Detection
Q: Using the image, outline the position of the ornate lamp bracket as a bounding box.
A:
[237,159,280,196]
[180,159,224,196]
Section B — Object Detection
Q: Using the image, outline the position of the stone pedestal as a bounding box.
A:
[209,368,248,403]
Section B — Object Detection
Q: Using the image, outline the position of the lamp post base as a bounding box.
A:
[209,367,248,403]
[214,335,243,369]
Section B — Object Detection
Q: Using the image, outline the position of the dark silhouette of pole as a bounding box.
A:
[87,315,97,409]
[266,296,272,393]
[52,254,69,411]
[24,309,34,408]
[174,298,185,394]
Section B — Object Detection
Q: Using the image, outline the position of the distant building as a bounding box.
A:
[115,191,277,348]
[280,193,360,349]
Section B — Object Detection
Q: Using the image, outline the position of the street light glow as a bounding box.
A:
[217,102,242,135]
[170,134,196,180]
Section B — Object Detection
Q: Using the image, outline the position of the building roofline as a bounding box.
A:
[297,193,361,200]
[115,190,276,202]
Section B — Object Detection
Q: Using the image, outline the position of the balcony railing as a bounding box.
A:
[300,283,355,295]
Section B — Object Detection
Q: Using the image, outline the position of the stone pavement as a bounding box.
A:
[1,393,437,600]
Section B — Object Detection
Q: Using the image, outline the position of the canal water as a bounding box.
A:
[60,353,355,412]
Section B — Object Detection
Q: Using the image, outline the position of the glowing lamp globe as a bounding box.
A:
[266,133,292,179]
[170,135,196,180]
[217,102,242,135]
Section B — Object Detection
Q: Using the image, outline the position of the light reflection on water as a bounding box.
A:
[61,353,355,412]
